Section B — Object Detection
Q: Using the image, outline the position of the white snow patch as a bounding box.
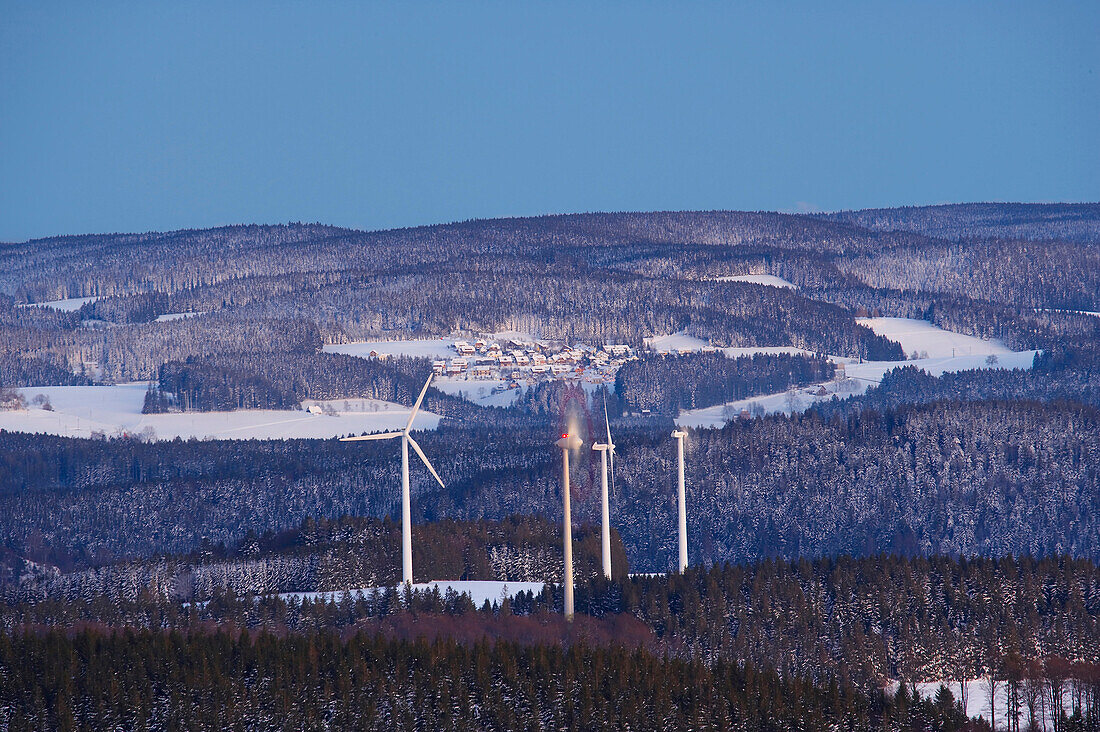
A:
[486,330,539,343]
[645,332,711,352]
[888,679,1073,730]
[325,339,457,360]
[277,581,548,608]
[857,317,1015,359]
[712,274,797,289]
[433,377,521,408]
[676,349,1038,428]
[721,346,817,358]
[17,296,99,311]
[0,384,441,441]
[154,311,203,322]
[645,333,817,358]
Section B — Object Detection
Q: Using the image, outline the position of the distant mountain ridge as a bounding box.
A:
[817,201,1100,243]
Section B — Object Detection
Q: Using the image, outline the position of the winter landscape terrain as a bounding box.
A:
[2,204,1099,730]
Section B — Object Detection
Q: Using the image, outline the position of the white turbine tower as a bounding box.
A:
[555,432,582,621]
[592,403,616,579]
[340,374,444,586]
[672,429,688,573]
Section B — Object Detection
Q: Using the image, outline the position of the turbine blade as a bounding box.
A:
[609,444,617,499]
[407,434,446,489]
[604,397,617,499]
[604,398,613,445]
[406,373,434,432]
[340,431,403,441]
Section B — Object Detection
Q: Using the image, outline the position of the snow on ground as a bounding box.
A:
[677,347,1038,429]
[712,274,797,289]
[324,338,457,360]
[0,384,441,441]
[645,333,816,358]
[433,377,520,407]
[889,679,1073,730]
[857,317,1015,359]
[154,311,203,322]
[645,332,711,352]
[721,346,816,358]
[277,581,548,608]
[485,329,539,343]
[16,296,99,311]
[434,375,614,408]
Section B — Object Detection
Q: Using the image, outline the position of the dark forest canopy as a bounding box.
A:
[0,625,988,732]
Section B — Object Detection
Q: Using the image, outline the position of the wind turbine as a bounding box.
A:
[340,374,444,586]
[592,403,616,579]
[555,432,583,621]
[671,429,688,573]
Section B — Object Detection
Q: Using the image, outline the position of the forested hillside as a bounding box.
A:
[0,627,979,731]
[5,206,1097,388]
[2,396,1097,573]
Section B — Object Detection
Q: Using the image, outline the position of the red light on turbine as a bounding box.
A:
[561,433,568,439]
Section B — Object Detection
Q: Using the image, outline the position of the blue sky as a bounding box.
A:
[1,1,1097,241]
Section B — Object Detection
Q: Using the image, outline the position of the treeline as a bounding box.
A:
[145,351,498,423]
[616,351,835,413]
[0,627,976,731]
[5,554,1099,700]
[12,515,627,603]
[819,202,1100,244]
[815,361,1100,419]
[611,556,1100,686]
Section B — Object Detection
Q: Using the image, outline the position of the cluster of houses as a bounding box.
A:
[432,338,635,386]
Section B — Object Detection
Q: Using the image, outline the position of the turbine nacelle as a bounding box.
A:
[555,434,583,451]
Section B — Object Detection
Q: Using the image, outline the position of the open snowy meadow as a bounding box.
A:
[0,383,441,441]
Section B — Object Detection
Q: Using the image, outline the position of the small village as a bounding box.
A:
[431,338,636,388]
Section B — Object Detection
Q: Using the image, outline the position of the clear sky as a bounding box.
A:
[1,1,1097,241]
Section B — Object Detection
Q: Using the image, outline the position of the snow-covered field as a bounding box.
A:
[16,296,99,311]
[889,679,1073,730]
[712,274,797,289]
[433,377,521,407]
[857,317,1015,359]
[324,339,457,360]
[154,311,203,322]
[677,318,1038,428]
[645,332,710,352]
[433,376,613,408]
[277,580,548,608]
[0,384,441,441]
[645,332,815,358]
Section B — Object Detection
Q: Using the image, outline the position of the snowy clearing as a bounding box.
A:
[324,339,457,360]
[857,317,1015,359]
[154,311,203,322]
[277,581,548,608]
[433,376,612,408]
[645,332,816,358]
[0,384,441,441]
[677,349,1038,428]
[712,274,797,289]
[888,679,1073,730]
[433,377,521,408]
[16,296,99,311]
[645,332,710,352]
[485,329,539,343]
